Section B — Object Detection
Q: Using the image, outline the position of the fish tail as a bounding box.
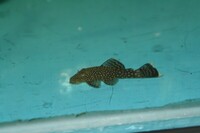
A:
[135,63,159,78]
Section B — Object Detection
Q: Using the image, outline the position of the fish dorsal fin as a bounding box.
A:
[103,78,118,86]
[87,81,101,88]
[101,58,125,69]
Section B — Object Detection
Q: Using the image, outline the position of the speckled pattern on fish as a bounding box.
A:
[70,58,159,88]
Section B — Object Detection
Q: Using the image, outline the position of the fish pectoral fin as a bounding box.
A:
[103,78,118,86]
[101,58,125,69]
[87,81,101,88]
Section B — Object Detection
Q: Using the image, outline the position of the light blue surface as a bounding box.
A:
[74,116,200,133]
[0,0,200,132]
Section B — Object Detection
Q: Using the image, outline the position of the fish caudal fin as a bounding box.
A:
[135,63,159,78]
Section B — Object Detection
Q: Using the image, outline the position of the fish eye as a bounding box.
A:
[80,74,85,77]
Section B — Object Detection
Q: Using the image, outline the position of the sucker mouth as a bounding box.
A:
[69,79,75,84]
[69,78,81,84]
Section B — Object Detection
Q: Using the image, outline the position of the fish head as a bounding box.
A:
[69,68,89,84]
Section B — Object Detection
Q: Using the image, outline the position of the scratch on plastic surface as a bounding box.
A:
[126,125,144,130]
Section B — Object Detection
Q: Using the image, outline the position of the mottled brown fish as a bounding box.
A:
[70,58,159,88]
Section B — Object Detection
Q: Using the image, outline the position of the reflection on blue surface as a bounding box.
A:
[0,0,200,132]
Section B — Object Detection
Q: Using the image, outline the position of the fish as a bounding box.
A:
[69,58,159,88]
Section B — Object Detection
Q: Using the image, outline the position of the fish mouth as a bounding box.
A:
[69,78,81,84]
[69,79,76,84]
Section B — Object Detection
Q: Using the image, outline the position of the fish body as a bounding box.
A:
[70,58,159,88]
